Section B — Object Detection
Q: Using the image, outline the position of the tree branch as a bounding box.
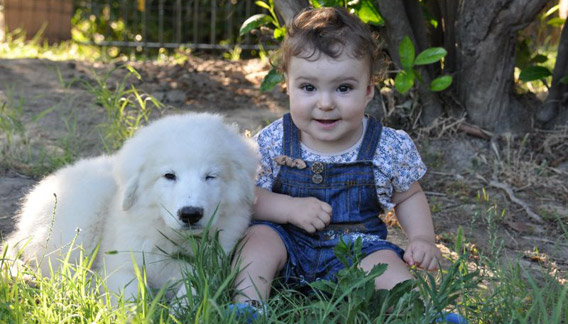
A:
[488,180,544,223]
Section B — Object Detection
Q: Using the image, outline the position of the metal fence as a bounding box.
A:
[2,0,268,50]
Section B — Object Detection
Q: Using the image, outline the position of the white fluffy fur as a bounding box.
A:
[4,113,258,298]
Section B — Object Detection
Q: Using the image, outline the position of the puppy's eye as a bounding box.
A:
[205,174,217,181]
[164,173,177,181]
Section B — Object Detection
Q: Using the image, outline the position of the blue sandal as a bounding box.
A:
[435,312,468,324]
[227,301,265,323]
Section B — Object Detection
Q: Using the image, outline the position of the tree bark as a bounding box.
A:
[273,0,308,25]
[376,0,444,125]
[537,21,568,128]
[455,0,549,132]
[439,0,458,73]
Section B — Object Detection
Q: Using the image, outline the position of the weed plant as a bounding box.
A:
[0,88,58,175]
[80,65,164,153]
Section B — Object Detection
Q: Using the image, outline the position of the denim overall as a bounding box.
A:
[255,113,404,288]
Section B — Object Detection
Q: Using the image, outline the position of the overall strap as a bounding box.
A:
[356,115,383,161]
[282,113,302,158]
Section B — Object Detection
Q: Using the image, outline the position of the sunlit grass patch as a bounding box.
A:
[0,28,104,62]
[79,64,165,152]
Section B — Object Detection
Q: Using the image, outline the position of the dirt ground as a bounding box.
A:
[0,56,566,276]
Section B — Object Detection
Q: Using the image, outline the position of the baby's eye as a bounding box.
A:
[164,172,177,181]
[300,84,316,92]
[205,174,217,181]
[337,84,353,93]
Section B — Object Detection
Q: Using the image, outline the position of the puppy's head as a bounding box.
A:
[114,113,258,235]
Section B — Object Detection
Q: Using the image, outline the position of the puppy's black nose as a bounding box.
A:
[178,206,204,225]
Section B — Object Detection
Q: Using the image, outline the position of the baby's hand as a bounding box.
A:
[403,237,442,271]
[286,197,332,233]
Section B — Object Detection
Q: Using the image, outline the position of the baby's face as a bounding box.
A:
[285,51,374,154]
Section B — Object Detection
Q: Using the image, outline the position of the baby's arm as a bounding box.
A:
[392,182,442,270]
[253,187,332,233]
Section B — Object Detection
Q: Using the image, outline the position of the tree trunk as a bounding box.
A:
[376,0,444,125]
[455,0,549,132]
[426,0,458,74]
[537,21,568,128]
[273,0,308,25]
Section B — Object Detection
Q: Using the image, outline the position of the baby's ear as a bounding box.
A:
[365,83,375,104]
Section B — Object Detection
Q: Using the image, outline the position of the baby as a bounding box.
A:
[230,7,466,324]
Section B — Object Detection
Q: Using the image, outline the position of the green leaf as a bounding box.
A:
[310,0,342,8]
[353,0,384,26]
[530,54,549,64]
[414,69,424,84]
[399,36,415,70]
[31,105,57,122]
[519,66,552,82]
[125,65,142,79]
[254,0,271,11]
[260,68,285,92]
[395,69,415,94]
[309,0,322,8]
[547,17,566,27]
[515,38,531,68]
[415,47,447,65]
[429,75,453,92]
[273,26,286,41]
[239,14,273,36]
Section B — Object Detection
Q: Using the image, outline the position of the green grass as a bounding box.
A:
[1,212,566,324]
[0,87,59,175]
[79,64,164,153]
[0,28,105,62]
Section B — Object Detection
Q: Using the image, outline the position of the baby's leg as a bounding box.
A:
[360,250,414,290]
[232,225,287,302]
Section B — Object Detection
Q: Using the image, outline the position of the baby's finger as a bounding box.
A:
[303,223,317,233]
[319,212,331,225]
[418,254,432,270]
[320,202,332,214]
[411,248,425,266]
[403,249,414,266]
[313,218,326,231]
[426,256,439,271]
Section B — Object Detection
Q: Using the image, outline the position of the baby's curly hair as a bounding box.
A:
[279,7,383,81]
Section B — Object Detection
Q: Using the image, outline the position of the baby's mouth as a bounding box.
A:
[315,119,339,124]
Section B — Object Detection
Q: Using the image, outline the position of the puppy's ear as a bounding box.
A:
[121,176,139,210]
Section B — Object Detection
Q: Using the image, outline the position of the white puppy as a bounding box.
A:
[3,113,258,300]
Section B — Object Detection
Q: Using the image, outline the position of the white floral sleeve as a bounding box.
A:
[253,118,284,190]
[374,128,426,210]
